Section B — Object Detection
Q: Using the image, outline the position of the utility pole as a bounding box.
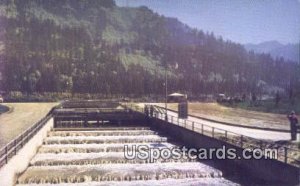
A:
[165,62,168,121]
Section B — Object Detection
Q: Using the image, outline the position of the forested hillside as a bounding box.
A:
[0,0,299,98]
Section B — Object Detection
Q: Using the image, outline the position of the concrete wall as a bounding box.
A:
[150,118,300,185]
[0,118,54,186]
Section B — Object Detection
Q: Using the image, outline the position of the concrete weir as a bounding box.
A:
[0,101,299,185]
[13,127,237,185]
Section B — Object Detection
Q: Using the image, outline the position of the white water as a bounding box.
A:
[31,152,193,164]
[16,127,239,185]
[18,163,223,184]
[44,135,168,144]
[45,135,165,140]
[38,143,177,153]
[17,178,238,186]
[40,143,174,148]
[28,161,218,170]
[47,130,157,137]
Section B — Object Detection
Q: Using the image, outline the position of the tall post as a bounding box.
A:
[5,146,8,163]
[14,139,17,155]
[284,147,288,163]
[164,61,168,121]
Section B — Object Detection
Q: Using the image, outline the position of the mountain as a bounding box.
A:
[0,0,299,97]
[244,41,300,63]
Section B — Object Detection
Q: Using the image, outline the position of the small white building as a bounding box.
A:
[167,93,187,102]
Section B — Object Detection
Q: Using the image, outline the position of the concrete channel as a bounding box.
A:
[0,101,299,186]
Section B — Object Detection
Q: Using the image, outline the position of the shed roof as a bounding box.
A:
[168,93,185,97]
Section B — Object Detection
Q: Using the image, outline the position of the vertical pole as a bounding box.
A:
[5,146,8,163]
[165,61,168,121]
[201,124,204,134]
[21,134,23,148]
[14,140,17,155]
[284,147,288,163]
[225,131,227,140]
[212,127,215,138]
[150,106,153,117]
[192,122,194,131]
[259,140,263,149]
[240,135,243,148]
[53,117,57,128]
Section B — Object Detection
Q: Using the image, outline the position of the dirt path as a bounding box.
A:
[154,102,289,131]
[0,103,57,148]
[135,102,291,141]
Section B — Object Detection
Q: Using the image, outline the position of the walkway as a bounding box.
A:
[166,110,291,141]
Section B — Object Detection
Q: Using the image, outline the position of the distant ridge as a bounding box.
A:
[244,41,300,63]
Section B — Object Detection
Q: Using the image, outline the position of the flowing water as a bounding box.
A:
[16,126,239,185]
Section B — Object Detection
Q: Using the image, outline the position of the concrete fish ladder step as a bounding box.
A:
[43,135,168,145]
[16,178,238,186]
[38,143,177,154]
[47,130,158,137]
[17,162,223,184]
[30,152,196,166]
[52,127,151,131]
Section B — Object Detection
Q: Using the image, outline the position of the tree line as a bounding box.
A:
[0,0,299,99]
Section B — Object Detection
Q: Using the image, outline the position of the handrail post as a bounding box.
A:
[259,140,263,149]
[21,134,23,147]
[284,147,288,163]
[212,127,215,138]
[5,146,8,163]
[14,139,17,155]
[240,135,243,148]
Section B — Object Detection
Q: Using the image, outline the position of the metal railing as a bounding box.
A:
[132,104,300,167]
[61,100,120,109]
[54,108,131,115]
[121,103,144,113]
[0,115,52,168]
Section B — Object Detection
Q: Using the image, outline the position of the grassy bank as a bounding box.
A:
[221,98,300,115]
[0,103,57,148]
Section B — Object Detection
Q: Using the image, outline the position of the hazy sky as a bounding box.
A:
[116,0,300,44]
